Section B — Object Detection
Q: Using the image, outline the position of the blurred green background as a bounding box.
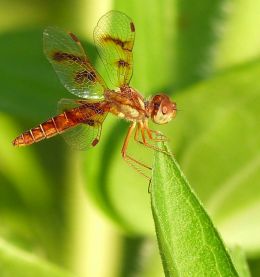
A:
[0,0,260,276]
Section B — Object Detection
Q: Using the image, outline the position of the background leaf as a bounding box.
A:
[230,246,251,277]
[0,0,260,276]
[172,59,260,255]
[0,238,75,277]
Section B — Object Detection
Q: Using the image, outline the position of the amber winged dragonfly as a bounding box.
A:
[13,11,177,177]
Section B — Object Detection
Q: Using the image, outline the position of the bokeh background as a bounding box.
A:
[0,0,260,276]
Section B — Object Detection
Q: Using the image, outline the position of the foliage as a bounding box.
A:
[151,141,238,276]
[0,0,259,276]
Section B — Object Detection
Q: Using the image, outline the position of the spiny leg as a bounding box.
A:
[146,129,168,141]
[133,125,154,193]
[144,121,168,142]
[125,157,151,180]
[121,122,151,179]
[135,121,168,144]
[122,122,151,169]
[134,122,171,156]
[134,123,140,141]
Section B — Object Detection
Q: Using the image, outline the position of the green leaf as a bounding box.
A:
[151,141,238,277]
[0,238,75,277]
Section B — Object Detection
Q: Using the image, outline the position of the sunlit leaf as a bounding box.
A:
[151,141,238,277]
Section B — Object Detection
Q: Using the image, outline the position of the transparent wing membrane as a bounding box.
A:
[94,11,135,88]
[57,99,107,150]
[44,26,107,99]
[61,123,101,151]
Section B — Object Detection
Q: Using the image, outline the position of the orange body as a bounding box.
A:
[13,102,108,147]
[13,11,177,178]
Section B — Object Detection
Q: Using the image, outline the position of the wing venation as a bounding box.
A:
[44,26,107,99]
[94,11,135,88]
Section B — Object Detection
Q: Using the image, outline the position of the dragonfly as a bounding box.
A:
[13,10,177,177]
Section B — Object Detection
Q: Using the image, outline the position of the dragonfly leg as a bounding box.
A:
[134,123,141,141]
[134,122,171,156]
[147,129,168,142]
[121,122,151,179]
[144,121,168,142]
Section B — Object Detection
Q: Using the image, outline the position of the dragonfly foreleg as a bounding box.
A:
[135,122,171,156]
[144,121,168,142]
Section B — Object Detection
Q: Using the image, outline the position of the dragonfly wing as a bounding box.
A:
[58,99,107,150]
[44,26,107,99]
[61,123,102,150]
[57,98,82,112]
[94,11,135,88]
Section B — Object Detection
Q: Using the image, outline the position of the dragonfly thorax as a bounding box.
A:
[105,87,147,122]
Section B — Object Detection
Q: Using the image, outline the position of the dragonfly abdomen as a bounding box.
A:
[13,112,76,147]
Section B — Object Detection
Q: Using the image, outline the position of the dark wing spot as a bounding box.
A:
[91,138,99,146]
[52,52,67,62]
[101,35,132,51]
[75,71,85,83]
[130,22,135,32]
[117,59,129,68]
[102,35,124,47]
[68,32,80,42]
[75,70,96,83]
[52,51,86,64]
[85,119,95,126]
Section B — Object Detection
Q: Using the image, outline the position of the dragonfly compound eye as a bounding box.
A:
[150,94,176,124]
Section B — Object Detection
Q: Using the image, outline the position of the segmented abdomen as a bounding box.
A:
[13,101,110,147]
[13,111,76,147]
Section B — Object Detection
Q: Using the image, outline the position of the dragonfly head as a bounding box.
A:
[148,94,177,124]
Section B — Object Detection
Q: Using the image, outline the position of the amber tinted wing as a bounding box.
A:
[44,27,107,99]
[58,99,107,150]
[94,11,135,88]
